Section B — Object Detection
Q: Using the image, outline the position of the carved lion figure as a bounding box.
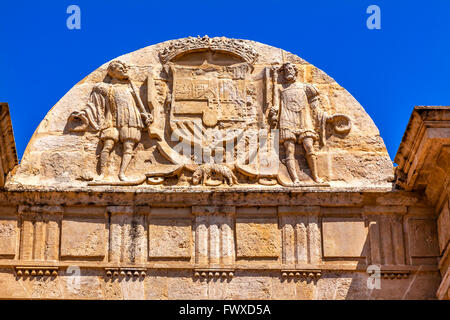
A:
[191,164,239,186]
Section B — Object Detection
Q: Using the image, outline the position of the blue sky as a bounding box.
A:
[1,0,449,161]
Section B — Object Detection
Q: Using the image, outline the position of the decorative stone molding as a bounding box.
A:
[395,106,450,195]
[10,37,395,190]
[17,205,63,262]
[14,266,59,278]
[394,106,450,299]
[0,38,445,300]
[18,205,64,215]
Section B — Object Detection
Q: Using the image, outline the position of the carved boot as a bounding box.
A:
[118,153,132,181]
[306,153,324,183]
[285,159,300,184]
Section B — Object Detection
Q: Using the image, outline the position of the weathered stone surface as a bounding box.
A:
[0,39,447,300]
[7,36,392,190]
[438,203,450,254]
[322,219,368,258]
[394,106,450,299]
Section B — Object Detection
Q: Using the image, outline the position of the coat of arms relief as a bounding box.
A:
[68,36,351,187]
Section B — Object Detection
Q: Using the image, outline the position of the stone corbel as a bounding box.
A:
[14,266,59,278]
[381,270,410,279]
[104,267,147,280]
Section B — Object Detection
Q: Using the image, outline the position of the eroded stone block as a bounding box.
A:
[61,218,106,259]
[322,219,368,258]
[236,218,280,258]
[149,218,191,258]
[408,218,439,257]
[438,203,450,254]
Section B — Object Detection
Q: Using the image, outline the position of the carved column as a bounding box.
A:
[34,215,45,261]
[129,213,147,264]
[109,206,131,263]
[45,212,60,261]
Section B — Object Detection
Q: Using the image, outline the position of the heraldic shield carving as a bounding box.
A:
[19,35,375,189]
[64,36,353,188]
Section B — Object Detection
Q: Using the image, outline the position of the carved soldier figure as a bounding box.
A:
[69,60,153,181]
[270,62,323,184]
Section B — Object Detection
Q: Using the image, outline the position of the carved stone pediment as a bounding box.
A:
[7,37,393,190]
[159,36,259,65]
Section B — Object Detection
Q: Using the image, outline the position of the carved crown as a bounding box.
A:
[159,36,259,64]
